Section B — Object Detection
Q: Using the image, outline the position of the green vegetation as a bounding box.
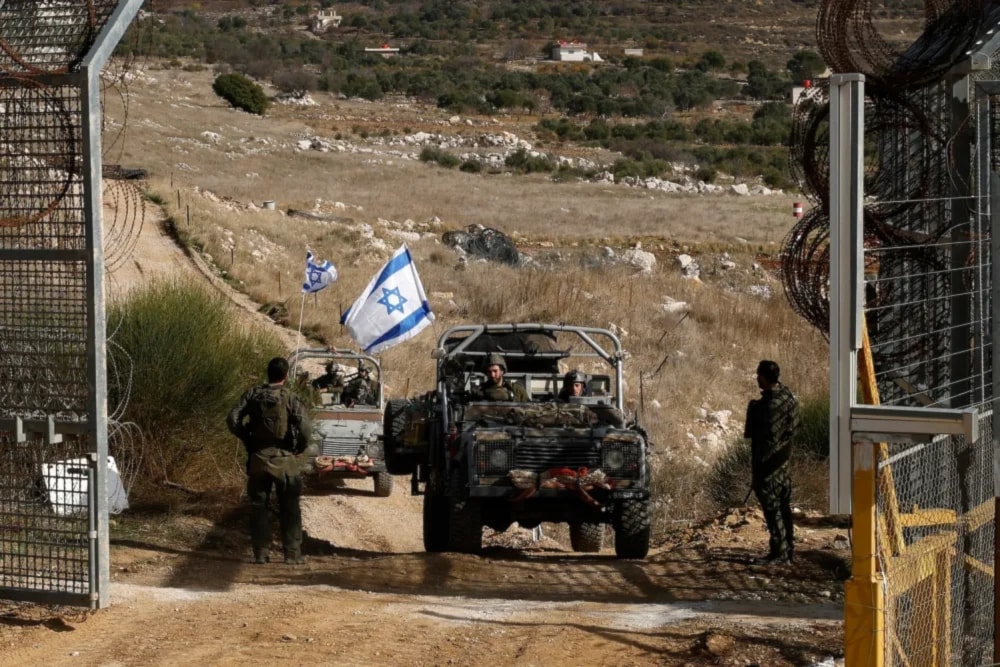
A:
[107,279,284,495]
[212,72,269,115]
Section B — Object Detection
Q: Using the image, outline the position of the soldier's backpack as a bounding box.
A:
[251,386,289,446]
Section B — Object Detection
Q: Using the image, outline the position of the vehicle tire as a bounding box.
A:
[383,399,415,475]
[423,493,450,553]
[448,496,482,554]
[613,499,650,559]
[569,522,604,553]
[373,471,393,497]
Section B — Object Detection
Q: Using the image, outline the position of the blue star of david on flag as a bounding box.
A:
[377,287,407,315]
[302,251,338,294]
[340,244,435,354]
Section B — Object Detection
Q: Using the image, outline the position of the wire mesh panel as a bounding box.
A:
[0,77,98,605]
[0,0,144,608]
[0,0,122,75]
[876,416,994,666]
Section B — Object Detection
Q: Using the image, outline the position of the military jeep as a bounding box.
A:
[289,348,392,497]
[383,324,651,558]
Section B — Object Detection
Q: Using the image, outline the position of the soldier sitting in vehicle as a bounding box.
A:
[469,353,530,402]
[342,364,378,407]
[311,361,343,391]
[557,369,589,402]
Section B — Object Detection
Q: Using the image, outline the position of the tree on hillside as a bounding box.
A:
[786,50,826,84]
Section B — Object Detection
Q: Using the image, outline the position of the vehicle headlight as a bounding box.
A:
[602,436,640,474]
[488,448,509,469]
[604,449,626,470]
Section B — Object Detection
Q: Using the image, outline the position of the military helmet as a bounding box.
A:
[484,353,506,371]
[564,369,586,385]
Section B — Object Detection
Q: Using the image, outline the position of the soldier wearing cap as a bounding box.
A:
[470,353,529,402]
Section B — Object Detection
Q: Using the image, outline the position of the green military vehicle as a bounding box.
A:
[290,348,393,497]
[382,324,651,558]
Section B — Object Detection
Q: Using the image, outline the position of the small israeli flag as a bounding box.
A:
[302,251,338,294]
[340,244,435,354]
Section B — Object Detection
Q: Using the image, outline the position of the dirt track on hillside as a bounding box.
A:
[0,149,848,667]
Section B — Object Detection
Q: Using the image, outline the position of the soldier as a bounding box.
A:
[227,357,312,565]
[342,363,378,407]
[470,353,529,402]
[744,359,801,565]
[557,369,588,402]
[311,361,343,391]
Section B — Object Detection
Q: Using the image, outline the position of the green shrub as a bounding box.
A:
[695,165,718,183]
[459,159,483,173]
[212,72,269,115]
[419,146,461,168]
[107,279,284,494]
[504,148,556,174]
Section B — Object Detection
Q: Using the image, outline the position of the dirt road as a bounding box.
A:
[0,483,846,667]
[0,466,847,667]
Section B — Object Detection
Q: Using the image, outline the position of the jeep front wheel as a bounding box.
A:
[569,522,604,553]
[613,499,650,559]
[373,471,393,497]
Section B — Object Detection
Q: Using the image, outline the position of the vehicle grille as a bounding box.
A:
[476,440,601,476]
[320,437,370,458]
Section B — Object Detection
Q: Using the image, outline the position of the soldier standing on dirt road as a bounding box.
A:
[744,359,800,565]
[227,357,312,565]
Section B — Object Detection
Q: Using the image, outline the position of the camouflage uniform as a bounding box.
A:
[227,383,312,563]
[472,353,530,402]
[472,379,530,402]
[342,375,377,406]
[744,383,800,561]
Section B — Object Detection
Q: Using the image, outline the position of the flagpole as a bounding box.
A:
[290,291,307,378]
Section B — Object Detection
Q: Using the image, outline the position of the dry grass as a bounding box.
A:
[107,59,830,523]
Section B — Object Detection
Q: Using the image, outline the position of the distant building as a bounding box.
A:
[551,41,603,63]
[623,47,644,57]
[311,8,342,34]
[365,44,400,58]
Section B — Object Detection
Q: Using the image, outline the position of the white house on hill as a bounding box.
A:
[310,8,342,33]
[551,41,603,63]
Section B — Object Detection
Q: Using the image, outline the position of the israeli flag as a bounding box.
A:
[302,251,338,294]
[340,244,435,354]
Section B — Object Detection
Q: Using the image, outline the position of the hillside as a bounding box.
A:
[147,0,926,72]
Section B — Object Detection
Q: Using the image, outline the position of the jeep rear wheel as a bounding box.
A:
[373,472,393,497]
[569,522,604,553]
[423,494,449,552]
[383,399,416,475]
[613,499,650,559]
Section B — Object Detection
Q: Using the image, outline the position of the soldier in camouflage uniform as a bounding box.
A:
[341,364,378,407]
[744,359,800,565]
[470,353,530,402]
[227,357,312,565]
